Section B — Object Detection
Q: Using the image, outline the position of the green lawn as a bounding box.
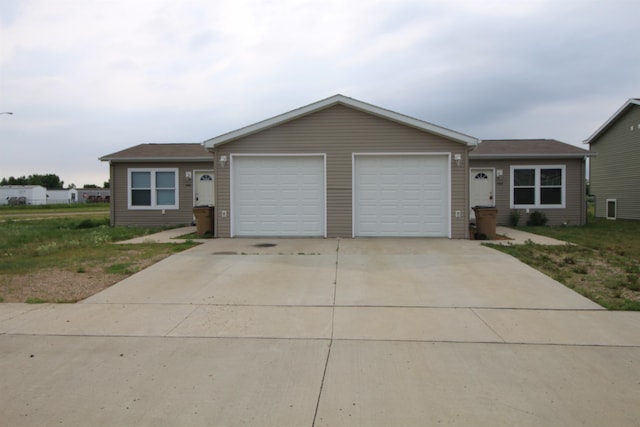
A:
[0,213,197,303]
[488,217,640,310]
[0,203,110,215]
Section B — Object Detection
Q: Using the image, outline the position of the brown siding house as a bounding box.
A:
[102,96,593,236]
[469,139,591,226]
[203,95,479,238]
[100,144,214,227]
[586,99,640,220]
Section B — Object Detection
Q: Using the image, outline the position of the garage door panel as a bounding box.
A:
[354,155,449,237]
[232,156,325,237]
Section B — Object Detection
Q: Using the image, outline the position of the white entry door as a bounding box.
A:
[469,169,494,219]
[194,170,215,206]
[231,155,325,237]
[353,154,449,237]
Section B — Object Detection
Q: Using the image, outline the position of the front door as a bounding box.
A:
[194,170,215,206]
[469,169,494,219]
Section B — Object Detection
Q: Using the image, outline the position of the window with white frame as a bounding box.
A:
[128,168,178,209]
[511,165,565,208]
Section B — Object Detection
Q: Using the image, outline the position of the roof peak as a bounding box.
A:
[202,95,479,148]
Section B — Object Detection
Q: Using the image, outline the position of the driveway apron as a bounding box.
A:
[2,237,640,426]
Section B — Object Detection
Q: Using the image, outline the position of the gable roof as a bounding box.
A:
[470,139,591,159]
[584,98,640,145]
[202,94,479,148]
[100,143,212,162]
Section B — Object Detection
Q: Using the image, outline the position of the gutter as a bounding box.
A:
[469,153,595,160]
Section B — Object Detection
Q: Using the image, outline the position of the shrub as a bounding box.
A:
[509,210,521,226]
[527,210,548,226]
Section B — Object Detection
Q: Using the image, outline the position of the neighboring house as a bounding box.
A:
[585,98,640,220]
[202,94,478,238]
[0,185,47,205]
[46,188,78,204]
[469,139,592,226]
[99,143,214,226]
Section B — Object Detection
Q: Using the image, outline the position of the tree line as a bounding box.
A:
[1,174,109,189]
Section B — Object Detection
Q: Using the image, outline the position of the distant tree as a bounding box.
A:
[29,174,64,189]
[103,180,110,189]
[1,176,29,185]
[1,174,64,189]
[83,184,100,189]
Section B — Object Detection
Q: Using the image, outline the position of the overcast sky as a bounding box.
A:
[1,0,638,187]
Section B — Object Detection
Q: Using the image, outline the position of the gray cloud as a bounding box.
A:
[0,0,637,186]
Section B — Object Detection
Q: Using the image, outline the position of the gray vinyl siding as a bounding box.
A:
[469,158,587,226]
[110,161,213,227]
[590,106,640,220]
[214,104,470,238]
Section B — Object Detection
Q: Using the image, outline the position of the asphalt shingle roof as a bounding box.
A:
[471,139,590,158]
[100,143,212,161]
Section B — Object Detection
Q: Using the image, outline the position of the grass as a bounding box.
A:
[0,203,110,215]
[488,217,640,310]
[0,212,197,303]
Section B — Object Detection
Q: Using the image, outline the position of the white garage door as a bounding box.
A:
[232,155,325,236]
[354,155,449,237]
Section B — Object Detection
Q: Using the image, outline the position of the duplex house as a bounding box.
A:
[101,95,591,236]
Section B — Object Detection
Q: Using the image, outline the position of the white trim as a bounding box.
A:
[352,153,451,238]
[127,168,179,210]
[469,167,496,219]
[606,199,617,220]
[584,99,640,144]
[470,153,593,159]
[229,154,327,237]
[192,169,215,207]
[509,165,566,209]
[203,95,479,149]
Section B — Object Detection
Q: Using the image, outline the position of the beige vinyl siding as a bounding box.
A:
[214,104,469,238]
[590,106,640,220]
[110,161,214,227]
[469,158,586,226]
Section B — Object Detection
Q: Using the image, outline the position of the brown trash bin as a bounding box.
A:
[193,206,215,236]
[473,206,498,240]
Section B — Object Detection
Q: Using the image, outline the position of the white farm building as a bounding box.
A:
[0,185,47,205]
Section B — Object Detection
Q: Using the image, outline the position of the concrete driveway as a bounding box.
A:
[2,238,640,426]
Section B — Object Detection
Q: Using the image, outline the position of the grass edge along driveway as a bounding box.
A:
[487,218,640,310]
[0,213,197,303]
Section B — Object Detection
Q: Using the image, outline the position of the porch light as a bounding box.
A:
[454,154,462,167]
[219,155,228,167]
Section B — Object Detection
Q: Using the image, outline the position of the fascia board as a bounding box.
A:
[584,99,640,144]
[469,153,594,160]
[99,157,212,162]
[203,95,479,148]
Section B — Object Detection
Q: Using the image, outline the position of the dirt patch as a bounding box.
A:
[0,270,127,303]
[0,252,174,303]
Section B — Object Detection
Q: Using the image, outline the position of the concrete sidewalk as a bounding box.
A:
[2,237,639,426]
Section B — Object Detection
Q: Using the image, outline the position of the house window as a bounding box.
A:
[510,165,565,208]
[128,168,178,209]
